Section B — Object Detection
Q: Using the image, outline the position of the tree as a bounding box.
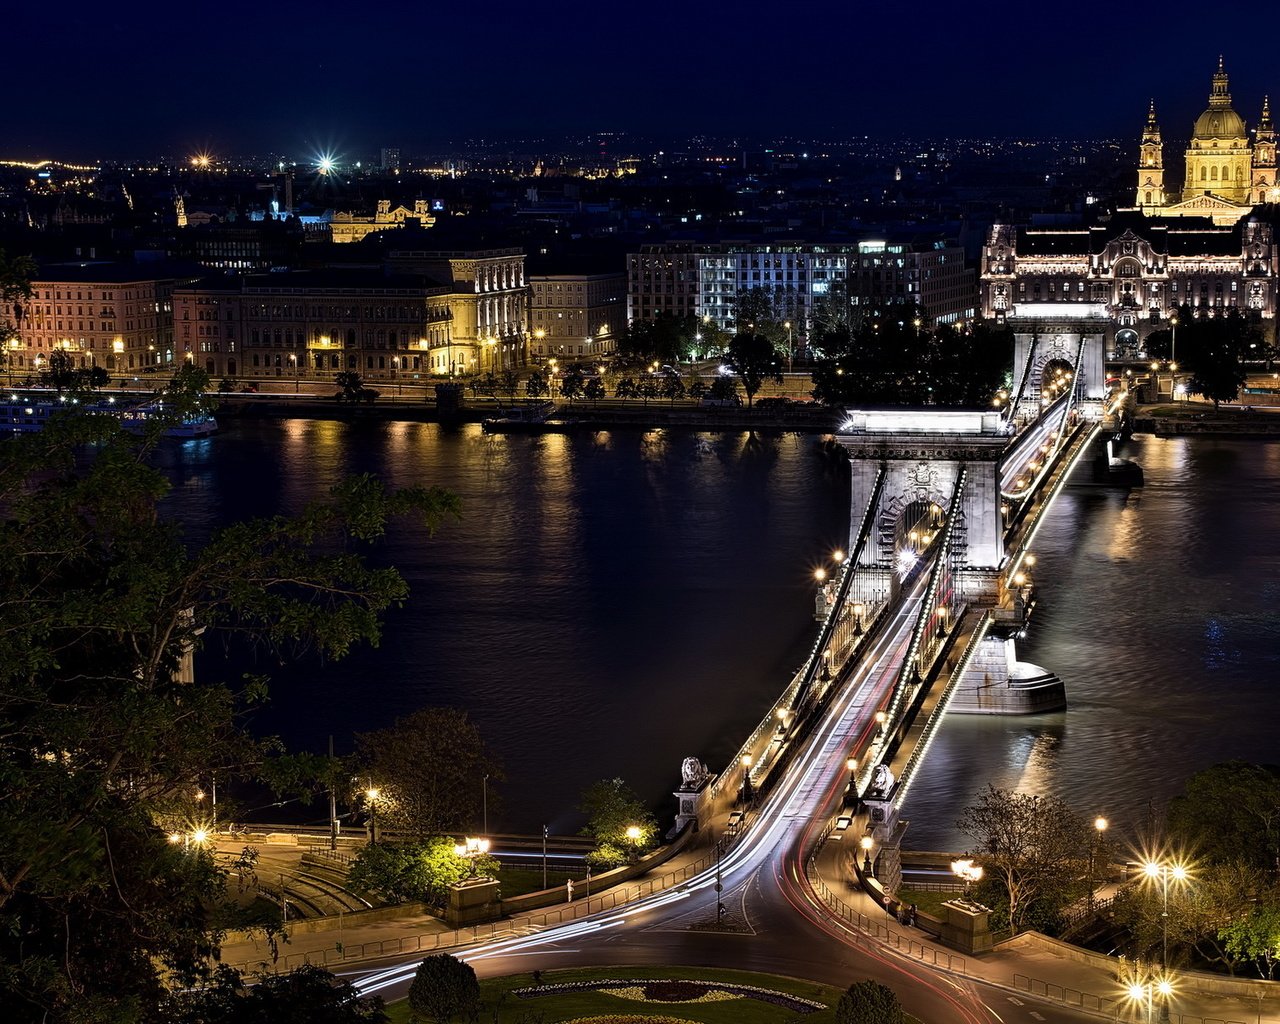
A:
[614,376,638,401]
[835,980,903,1024]
[732,287,788,348]
[956,786,1089,935]
[1168,305,1253,408]
[724,333,783,407]
[583,377,606,406]
[559,369,585,404]
[354,708,501,839]
[336,371,366,402]
[635,374,660,407]
[618,313,702,363]
[39,349,109,396]
[1167,762,1280,872]
[659,370,686,403]
[348,838,499,907]
[408,955,480,1024]
[469,372,499,400]
[1220,903,1280,979]
[688,378,708,401]
[525,371,547,400]
[707,375,740,402]
[165,964,388,1023]
[0,420,462,1021]
[579,778,658,868]
[0,248,36,384]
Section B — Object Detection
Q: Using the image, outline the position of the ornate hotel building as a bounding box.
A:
[980,213,1277,356]
[980,59,1280,357]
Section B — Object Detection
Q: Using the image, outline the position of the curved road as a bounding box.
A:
[350,568,1101,1024]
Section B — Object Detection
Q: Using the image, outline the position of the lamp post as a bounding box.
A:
[289,352,298,393]
[625,824,642,862]
[951,858,984,897]
[741,754,753,806]
[453,836,491,877]
[365,787,380,845]
[861,835,874,876]
[784,320,793,372]
[391,356,401,396]
[1143,859,1188,1021]
[1088,816,1108,911]
[874,710,887,737]
[542,824,548,890]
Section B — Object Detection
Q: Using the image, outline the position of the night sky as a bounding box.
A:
[3,0,1272,158]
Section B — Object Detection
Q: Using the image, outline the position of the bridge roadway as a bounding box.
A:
[351,567,1099,1024]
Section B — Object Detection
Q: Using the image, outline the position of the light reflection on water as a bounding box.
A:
[903,435,1280,851]
[157,420,850,833]
[156,424,1280,843]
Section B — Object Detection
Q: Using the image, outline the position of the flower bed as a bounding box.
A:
[560,1017,700,1024]
[512,978,826,1014]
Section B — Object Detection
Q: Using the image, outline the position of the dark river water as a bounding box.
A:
[156,421,1280,847]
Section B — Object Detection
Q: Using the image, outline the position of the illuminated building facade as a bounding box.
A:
[528,272,624,362]
[387,247,529,374]
[4,263,190,377]
[1136,59,1279,225]
[628,241,974,333]
[172,270,453,380]
[980,212,1277,356]
[329,200,436,243]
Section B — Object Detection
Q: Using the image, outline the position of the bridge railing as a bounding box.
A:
[806,852,969,976]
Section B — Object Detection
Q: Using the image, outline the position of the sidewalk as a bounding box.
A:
[809,824,1276,1024]
[218,815,740,975]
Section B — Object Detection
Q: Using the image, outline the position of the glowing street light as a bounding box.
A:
[365,787,381,845]
[951,858,984,896]
[453,836,491,876]
[860,834,874,875]
[814,567,827,583]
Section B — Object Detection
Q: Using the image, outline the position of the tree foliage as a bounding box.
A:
[1167,761,1280,872]
[834,979,903,1024]
[724,333,783,407]
[348,838,499,907]
[408,954,480,1024]
[618,313,707,363]
[163,964,387,1023]
[0,421,461,1021]
[354,707,502,839]
[956,786,1089,935]
[579,778,658,868]
[1152,304,1254,407]
[810,308,1011,408]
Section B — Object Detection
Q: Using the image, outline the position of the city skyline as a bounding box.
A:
[3,0,1274,158]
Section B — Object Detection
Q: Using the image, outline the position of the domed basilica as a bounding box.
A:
[1136,58,1278,224]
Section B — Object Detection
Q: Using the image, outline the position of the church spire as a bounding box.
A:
[1261,95,1273,134]
[1210,56,1232,108]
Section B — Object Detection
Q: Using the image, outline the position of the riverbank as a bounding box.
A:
[214,395,843,433]
[1135,402,1280,436]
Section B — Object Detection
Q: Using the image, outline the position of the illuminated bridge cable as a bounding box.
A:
[1005,330,1039,425]
[789,463,887,714]
[877,465,967,747]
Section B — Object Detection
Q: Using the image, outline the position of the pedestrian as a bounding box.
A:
[909,903,918,927]
[566,878,574,903]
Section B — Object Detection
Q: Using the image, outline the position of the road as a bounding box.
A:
[350,570,1102,1024]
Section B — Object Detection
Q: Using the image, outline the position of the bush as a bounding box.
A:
[835,980,903,1024]
[408,955,479,1023]
[348,839,499,908]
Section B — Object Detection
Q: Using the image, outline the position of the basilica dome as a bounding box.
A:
[1192,105,1247,142]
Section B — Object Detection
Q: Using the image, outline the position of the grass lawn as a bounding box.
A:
[494,866,587,900]
[383,965,926,1023]
[893,887,954,919]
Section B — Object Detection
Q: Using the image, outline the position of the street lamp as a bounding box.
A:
[453,836,491,876]
[951,858,984,897]
[860,835,874,876]
[365,787,380,845]
[852,601,865,636]
[784,320,793,371]
[289,352,298,393]
[1143,858,1189,1020]
[1088,816,1108,911]
[874,710,887,736]
[741,754,754,806]
[625,824,643,861]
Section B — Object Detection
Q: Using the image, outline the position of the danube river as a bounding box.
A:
[156,420,1280,847]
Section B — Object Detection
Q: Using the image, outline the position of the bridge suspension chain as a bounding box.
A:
[875,465,969,751]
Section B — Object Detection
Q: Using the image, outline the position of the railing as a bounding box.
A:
[1010,976,1247,1024]
[807,865,968,975]
[229,829,743,975]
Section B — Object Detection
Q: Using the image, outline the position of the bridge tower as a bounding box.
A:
[838,409,1009,605]
[1007,310,1109,425]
